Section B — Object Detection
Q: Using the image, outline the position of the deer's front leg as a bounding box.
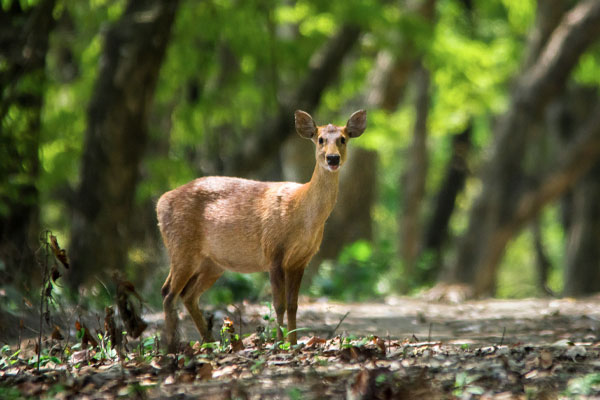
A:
[269,263,286,342]
[285,267,304,345]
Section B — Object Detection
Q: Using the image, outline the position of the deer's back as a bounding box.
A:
[157,176,303,272]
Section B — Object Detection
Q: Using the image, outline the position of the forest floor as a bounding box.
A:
[2,294,600,399]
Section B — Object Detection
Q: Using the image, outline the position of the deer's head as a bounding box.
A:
[295,109,367,172]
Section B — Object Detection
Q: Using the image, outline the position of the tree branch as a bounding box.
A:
[450,0,600,292]
[226,24,361,176]
[518,0,600,108]
[508,102,600,232]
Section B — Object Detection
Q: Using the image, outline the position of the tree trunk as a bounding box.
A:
[563,160,600,295]
[0,0,56,291]
[459,99,600,296]
[68,0,179,289]
[446,0,600,296]
[421,125,471,281]
[399,63,430,277]
[549,87,600,296]
[531,217,554,296]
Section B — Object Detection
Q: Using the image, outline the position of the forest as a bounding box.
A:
[2,0,600,398]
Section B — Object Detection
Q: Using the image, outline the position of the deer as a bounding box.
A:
[156,109,367,352]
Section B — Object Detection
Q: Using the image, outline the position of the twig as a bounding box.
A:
[328,311,350,339]
[387,331,391,354]
[18,317,23,350]
[37,230,51,372]
[231,304,243,337]
[500,326,506,346]
[60,303,79,364]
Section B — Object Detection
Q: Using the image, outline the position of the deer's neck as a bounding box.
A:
[298,163,339,226]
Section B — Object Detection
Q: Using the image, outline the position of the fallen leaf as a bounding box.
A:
[51,325,64,341]
[348,368,370,400]
[372,336,386,354]
[71,349,89,364]
[75,320,98,348]
[566,345,586,360]
[212,364,238,379]
[231,336,244,352]
[539,349,552,369]
[197,363,213,380]
[306,336,327,347]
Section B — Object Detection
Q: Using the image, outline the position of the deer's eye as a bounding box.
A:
[318,137,324,145]
[341,137,346,144]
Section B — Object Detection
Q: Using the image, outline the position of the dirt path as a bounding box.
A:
[150,296,600,346]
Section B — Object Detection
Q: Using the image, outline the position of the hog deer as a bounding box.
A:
[157,109,367,352]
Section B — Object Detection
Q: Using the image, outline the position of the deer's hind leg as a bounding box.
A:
[180,259,222,343]
[161,256,202,353]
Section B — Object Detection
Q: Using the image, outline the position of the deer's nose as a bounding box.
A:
[326,154,340,166]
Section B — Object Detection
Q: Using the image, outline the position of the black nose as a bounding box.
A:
[326,154,340,166]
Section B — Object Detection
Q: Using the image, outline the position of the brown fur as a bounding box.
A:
[157,110,367,352]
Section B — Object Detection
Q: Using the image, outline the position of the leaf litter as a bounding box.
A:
[2,297,600,399]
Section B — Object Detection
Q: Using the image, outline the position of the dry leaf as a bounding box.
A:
[115,275,147,338]
[197,363,213,380]
[71,349,89,364]
[50,266,61,283]
[51,325,64,341]
[231,337,244,352]
[75,320,98,348]
[566,345,586,360]
[49,234,69,269]
[306,336,327,347]
[222,316,234,332]
[104,306,121,349]
[539,349,552,369]
[348,368,370,400]
[372,336,386,354]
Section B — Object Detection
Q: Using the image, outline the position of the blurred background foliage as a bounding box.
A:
[2,0,600,314]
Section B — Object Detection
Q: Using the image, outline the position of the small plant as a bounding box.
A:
[341,335,369,349]
[250,358,266,374]
[564,373,600,397]
[261,302,277,341]
[93,332,117,361]
[287,387,303,400]
[219,316,244,352]
[0,387,22,400]
[27,348,61,368]
[138,335,159,360]
[0,345,20,369]
[453,372,484,397]
[313,356,328,366]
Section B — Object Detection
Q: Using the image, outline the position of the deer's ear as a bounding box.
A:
[346,109,367,138]
[295,110,317,139]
